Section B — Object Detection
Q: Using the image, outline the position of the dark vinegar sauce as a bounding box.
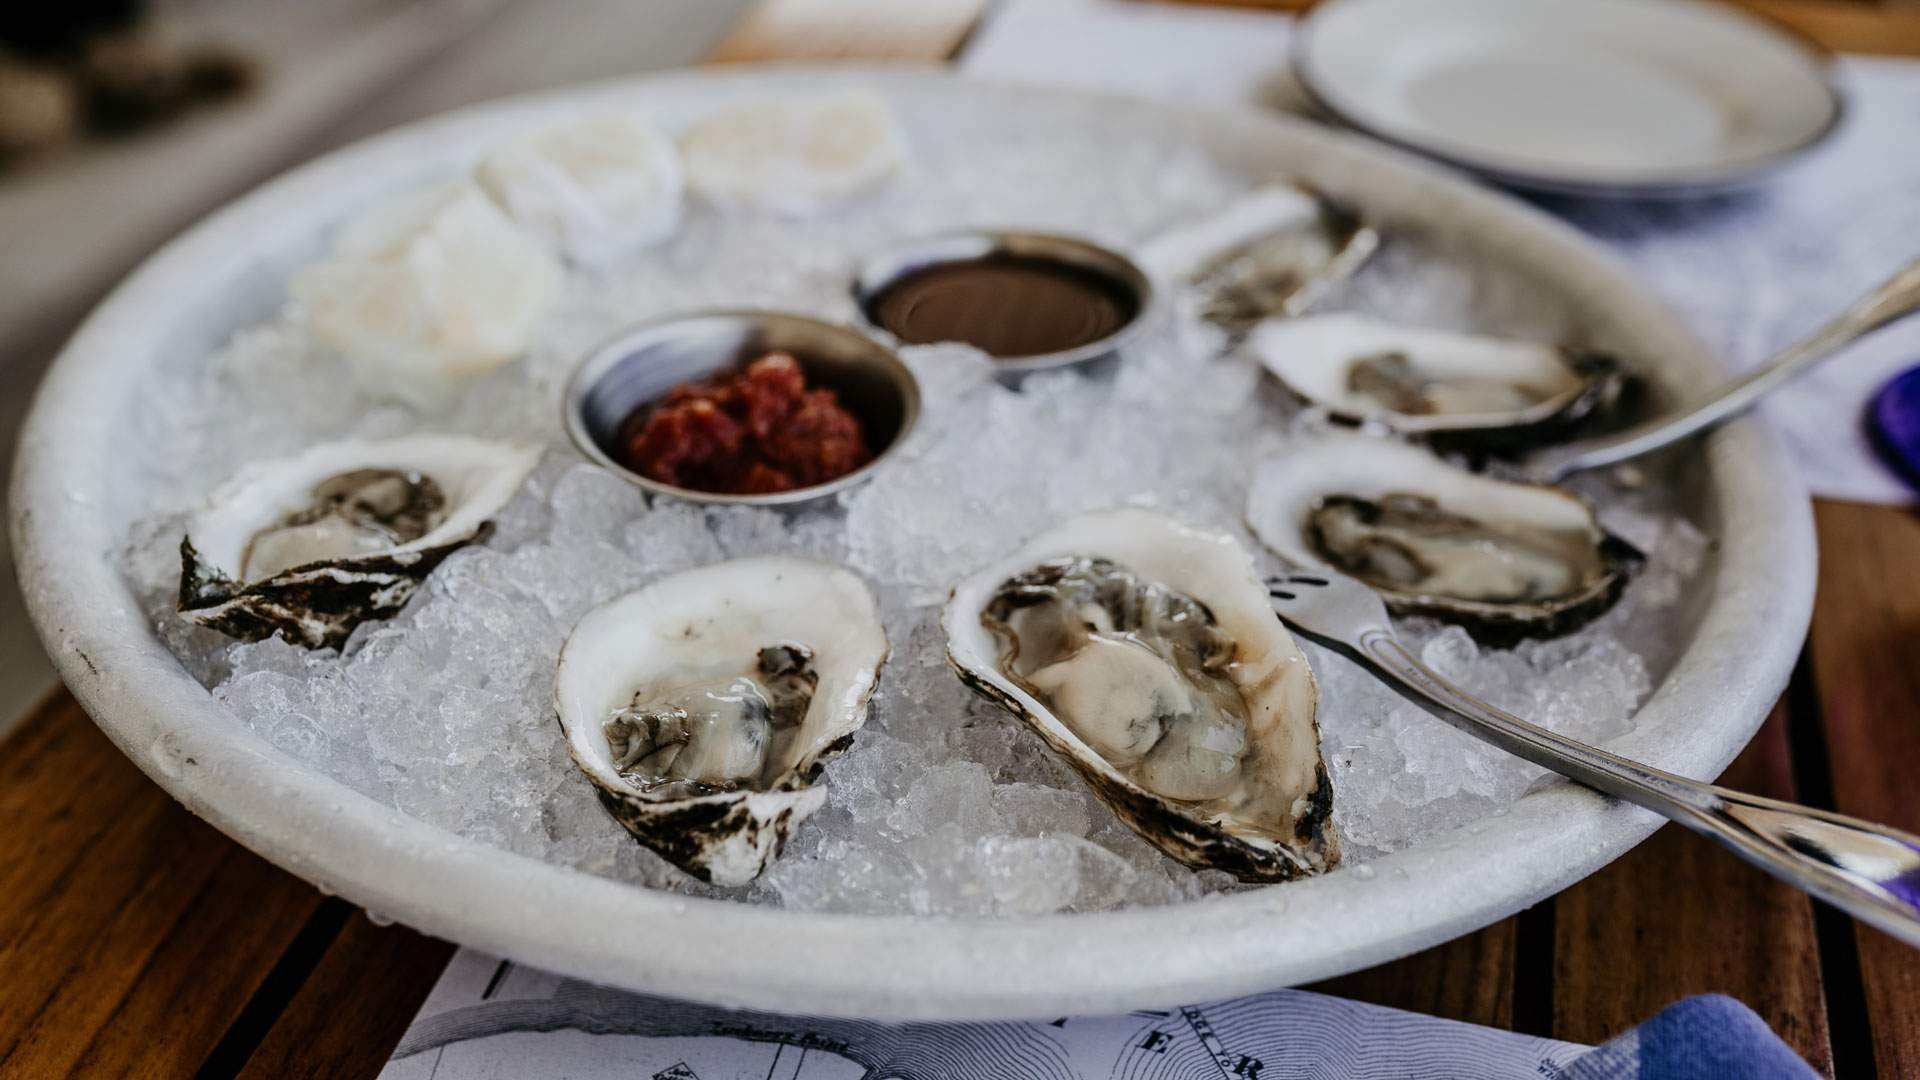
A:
[866,255,1137,359]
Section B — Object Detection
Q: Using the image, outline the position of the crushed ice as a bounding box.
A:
[116,92,1711,916]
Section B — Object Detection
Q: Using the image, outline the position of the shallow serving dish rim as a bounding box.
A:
[8,65,1814,1020]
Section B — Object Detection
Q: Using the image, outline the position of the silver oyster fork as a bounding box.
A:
[1523,255,1920,483]
[1266,569,1920,947]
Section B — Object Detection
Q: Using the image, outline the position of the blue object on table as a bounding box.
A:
[1869,362,1920,495]
[1568,995,1819,1080]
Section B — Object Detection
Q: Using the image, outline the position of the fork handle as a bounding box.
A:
[1528,256,1920,482]
[1351,629,1920,947]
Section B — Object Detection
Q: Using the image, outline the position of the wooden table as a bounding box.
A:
[5,3,1918,1076]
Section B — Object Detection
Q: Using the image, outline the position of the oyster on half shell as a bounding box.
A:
[177,435,539,648]
[556,556,888,886]
[1247,435,1643,641]
[1137,181,1379,333]
[1249,313,1629,451]
[945,508,1337,883]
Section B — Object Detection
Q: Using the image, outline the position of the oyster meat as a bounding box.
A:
[176,435,539,648]
[945,508,1337,882]
[1247,435,1643,640]
[556,556,888,886]
[1249,313,1627,449]
[1137,181,1378,332]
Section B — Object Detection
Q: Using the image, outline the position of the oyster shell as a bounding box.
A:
[1249,313,1627,450]
[556,556,888,886]
[177,435,539,648]
[944,508,1337,882]
[1247,435,1643,640]
[1137,181,1378,332]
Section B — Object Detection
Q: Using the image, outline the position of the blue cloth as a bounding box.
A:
[1567,995,1820,1080]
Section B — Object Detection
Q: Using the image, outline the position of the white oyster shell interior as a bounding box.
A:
[945,507,1333,880]
[185,435,540,585]
[556,555,888,886]
[1139,183,1327,281]
[1249,313,1590,430]
[1246,434,1623,618]
[1135,181,1378,326]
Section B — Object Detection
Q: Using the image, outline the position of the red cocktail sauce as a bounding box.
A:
[618,353,872,495]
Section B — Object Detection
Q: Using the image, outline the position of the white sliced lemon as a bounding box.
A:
[680,89,907,216]
[476,114,684,267]
[292,181,562,406]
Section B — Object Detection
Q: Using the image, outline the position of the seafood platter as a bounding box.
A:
[11,69,1813,1019]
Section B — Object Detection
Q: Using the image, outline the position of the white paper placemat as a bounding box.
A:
[381,952,1586,1079]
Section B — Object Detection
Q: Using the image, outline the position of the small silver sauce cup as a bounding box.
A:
[564,310,921,507]
[852,230,1154,376]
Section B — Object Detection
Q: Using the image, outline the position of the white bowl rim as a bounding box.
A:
[1292,0,1847,198]
[8,64,1815,1021]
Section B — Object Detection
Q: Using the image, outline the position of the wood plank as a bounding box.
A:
[1807,499,1920,1079]
[1149,0,1920,57]
[0,773,208,1066]
[63,851,323,1080]
[1742,0,1920,56]
[705,0,990,63]
[233,915,457,1080]
[1306,920,1516,1029]
[0,696,325,1080]
[1549,704,1834,1076]
[0,690,150,929]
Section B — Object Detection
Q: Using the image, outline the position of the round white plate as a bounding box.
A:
[10,67,1814,1020]
[1294,0,1845,197]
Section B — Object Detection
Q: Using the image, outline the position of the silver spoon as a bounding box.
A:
[1525,257,1920,483]
[1266,567,1920,948]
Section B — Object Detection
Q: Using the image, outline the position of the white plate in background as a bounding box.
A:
[1295,0,1844,197]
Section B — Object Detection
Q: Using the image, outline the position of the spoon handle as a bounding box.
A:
[1531,257,1920,483]
[1351,629,1920,948]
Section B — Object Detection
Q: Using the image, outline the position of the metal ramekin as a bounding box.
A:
[852,230,1154,375]
[564,310,921,507]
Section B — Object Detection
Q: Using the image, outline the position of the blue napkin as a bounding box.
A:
[1568,995,1818,1080]
[1870,363,1920,496]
